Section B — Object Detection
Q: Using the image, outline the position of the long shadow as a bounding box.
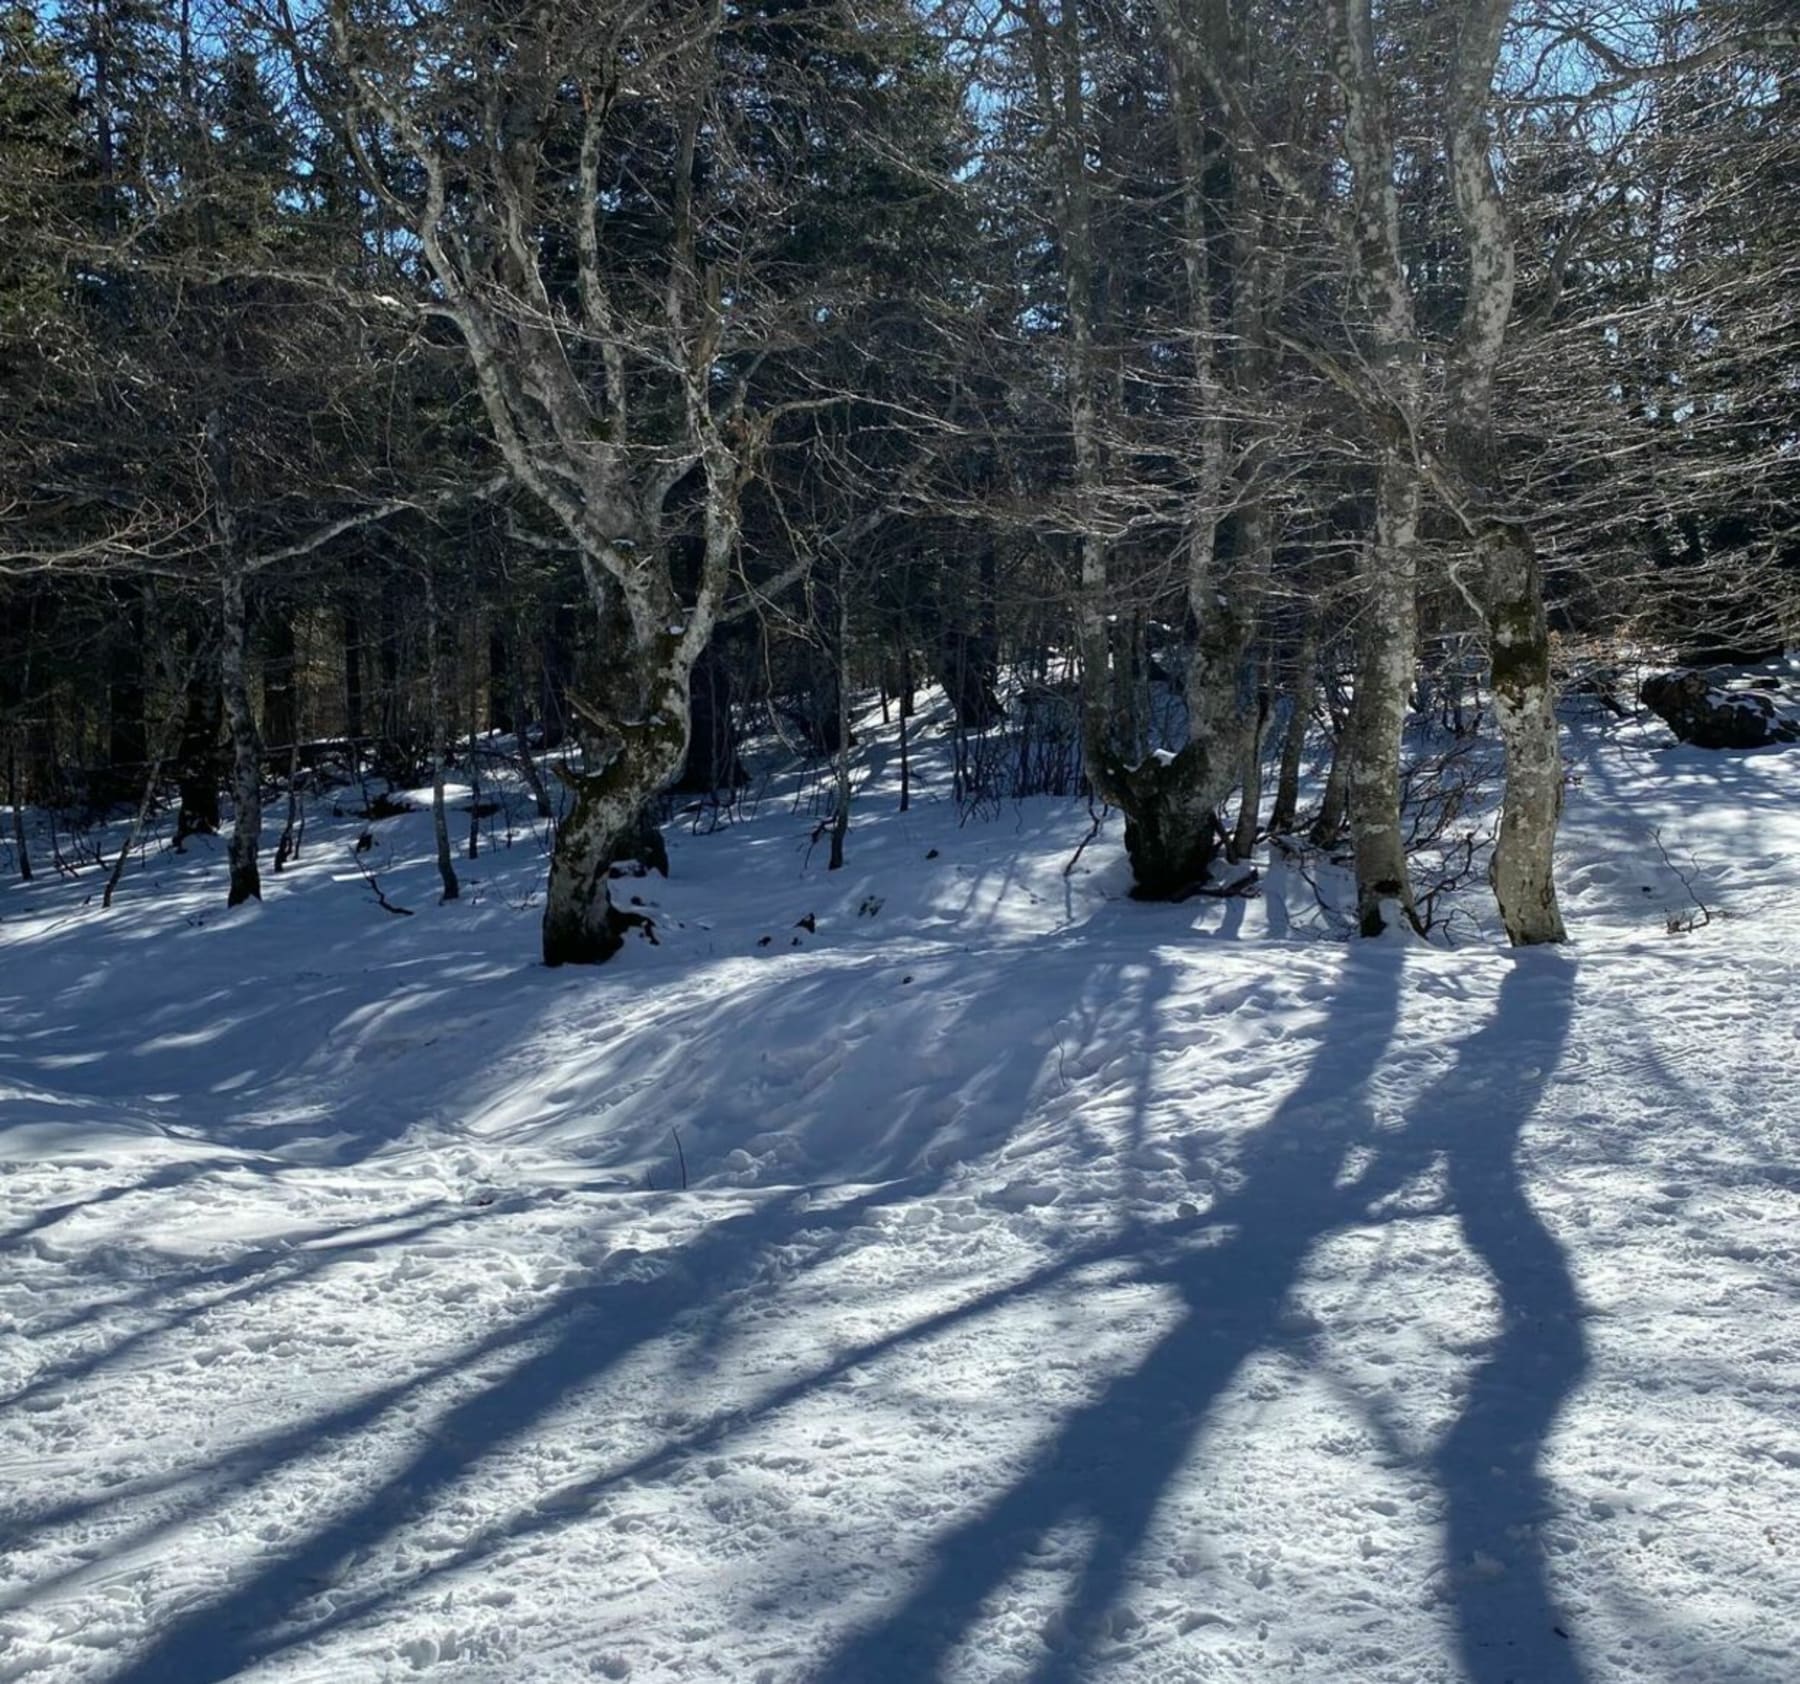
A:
[20,937,1593,1684]
[1423,951,1586,1684]
[89,1176,967,1684]
[0,1156,244,1246]
[0,1198,466,1431]
[84,942,1135,1683]
[816,947,1587,1684]
[816,945,1410,1683]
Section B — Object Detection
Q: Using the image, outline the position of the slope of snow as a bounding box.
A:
[1,697,1797,1684]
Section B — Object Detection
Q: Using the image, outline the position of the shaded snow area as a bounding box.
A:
[3,699,1799,1684]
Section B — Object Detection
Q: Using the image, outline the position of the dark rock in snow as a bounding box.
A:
[1639,670,1799,750]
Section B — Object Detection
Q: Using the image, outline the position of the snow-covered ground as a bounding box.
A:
[2,693,1798,1684]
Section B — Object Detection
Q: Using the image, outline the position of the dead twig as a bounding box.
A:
[352,844,414,916]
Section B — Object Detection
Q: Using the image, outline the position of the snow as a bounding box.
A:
[2,697,1798,1684]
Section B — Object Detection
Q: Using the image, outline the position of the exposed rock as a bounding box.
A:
[1639,670,1799,750]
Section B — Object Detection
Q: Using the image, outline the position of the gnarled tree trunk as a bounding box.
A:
[1045,0,1271,898]
[543,677,691,966]
[332,1,754,966]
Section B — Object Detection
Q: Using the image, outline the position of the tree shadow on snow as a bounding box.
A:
[812,947,1587,1684]
[61,940,1151,1683]
[31,943,1591,1684]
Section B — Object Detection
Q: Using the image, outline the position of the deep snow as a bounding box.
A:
[1,693,1797,1684]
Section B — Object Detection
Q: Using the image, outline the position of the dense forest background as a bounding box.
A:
[2,0,1796,959]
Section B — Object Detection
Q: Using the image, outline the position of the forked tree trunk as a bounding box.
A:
[1042,0,1268,899]
[542,702,689,966]
[333,0,748,965]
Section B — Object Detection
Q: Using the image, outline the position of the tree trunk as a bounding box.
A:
[426,573,460,903]
[110,662,200,908]
[1331,0,1424,937]
[486,621,514,736]
[273,743,302,872]
[1269,617,1318,835]
[1485,530,1566,943]
[898,644,912,814]
[828,591,852,871]
[105,585,148,805]
[174,626,223,846]
[1230,665,1271,862]
[4,604,39,879]
[466,621,482,861]
[341,593,366,746]
[1312,691,1351,848]
[1064,0,1273,898]
[1040,0,1232,893]
[514,669,554,821]
[932,627,1002,731]
[1348,493,1421,937]
[539,601,578,752]
[7,736,30,882]
[261,608,298,756]
[1442,0,1567,945]
[220,569,263,907]
[375,576,408,782]
[542,711,685,966]
[676,639,745,793]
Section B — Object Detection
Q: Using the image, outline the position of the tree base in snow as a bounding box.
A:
[542,899,657,967]
[1115,742,1225,900]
